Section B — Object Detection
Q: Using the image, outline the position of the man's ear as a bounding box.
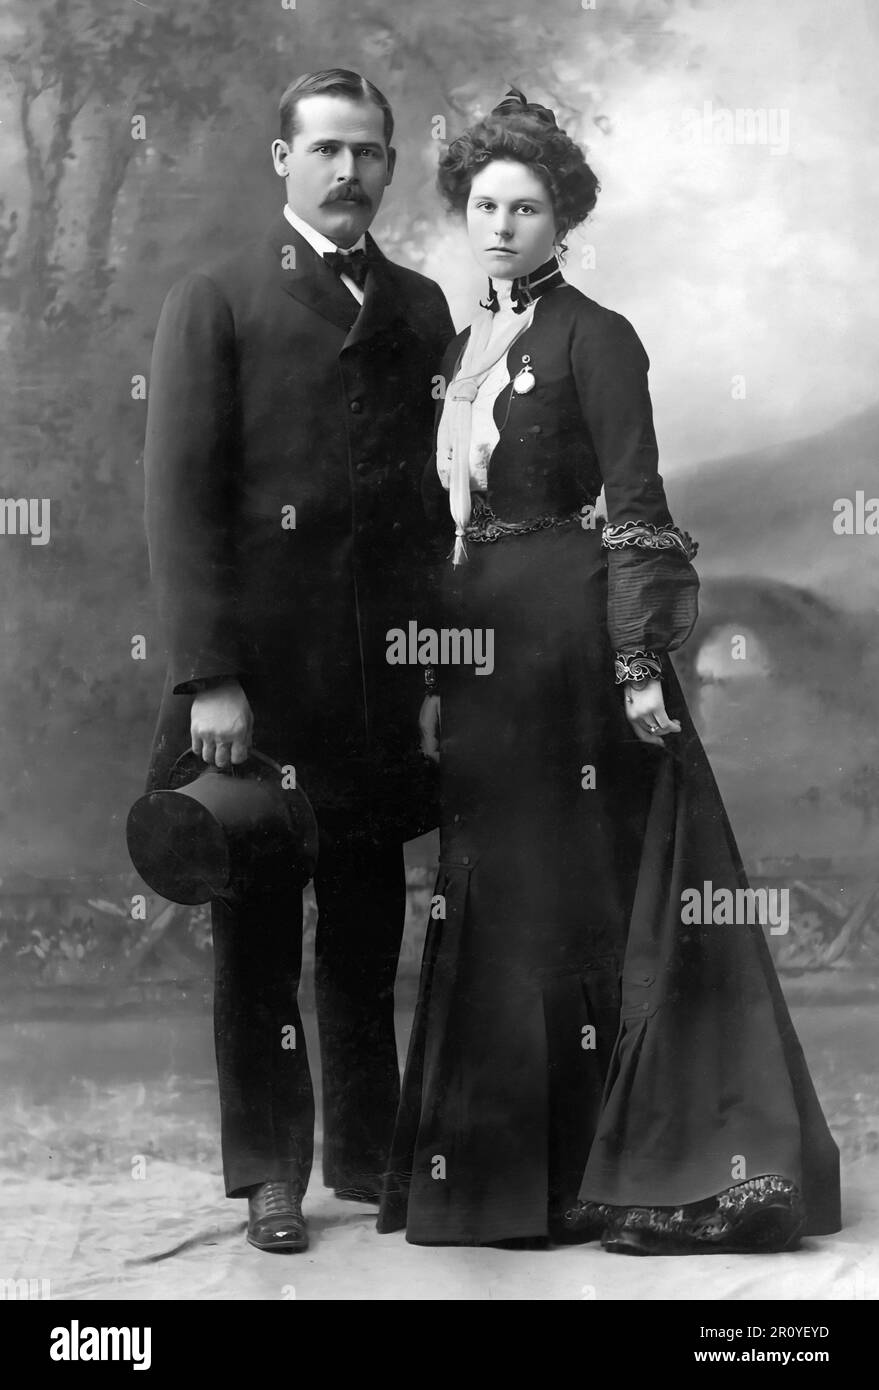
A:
[385,145,397,185]
[271,139,291,177]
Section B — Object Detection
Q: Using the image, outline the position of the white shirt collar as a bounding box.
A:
[283,204,366,257]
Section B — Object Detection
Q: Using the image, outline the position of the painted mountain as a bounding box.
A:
[670,402,879,613]
[662,404,879,866]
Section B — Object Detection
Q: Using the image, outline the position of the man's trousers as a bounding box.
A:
[210,817,407,1199]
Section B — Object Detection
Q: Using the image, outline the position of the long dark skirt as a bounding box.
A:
[377,524,840,1245]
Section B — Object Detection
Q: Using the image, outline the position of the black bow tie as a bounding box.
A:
[323,247,369,289]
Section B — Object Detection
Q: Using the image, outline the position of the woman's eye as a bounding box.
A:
[517,205,536,215]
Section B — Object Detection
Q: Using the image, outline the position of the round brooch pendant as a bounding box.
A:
[513,355,535,394]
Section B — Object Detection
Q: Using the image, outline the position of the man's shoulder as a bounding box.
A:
[174,236,271,297]
[153,233,282,339]
[375,251,449,313]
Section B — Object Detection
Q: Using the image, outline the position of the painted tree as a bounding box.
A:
[1,0,287,326]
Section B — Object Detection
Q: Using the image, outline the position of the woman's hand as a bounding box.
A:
[623,678,681,747]
[419,694,441,763]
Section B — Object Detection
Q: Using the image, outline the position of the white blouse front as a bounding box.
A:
[438,279,537,493]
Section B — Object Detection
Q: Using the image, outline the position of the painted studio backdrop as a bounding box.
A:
[0,0,877,1234]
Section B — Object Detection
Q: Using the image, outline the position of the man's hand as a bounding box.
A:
[419,694,441,763]
[623,678,681,747]
[191,679,253,768]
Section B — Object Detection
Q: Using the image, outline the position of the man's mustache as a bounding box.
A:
[324,185,371,206]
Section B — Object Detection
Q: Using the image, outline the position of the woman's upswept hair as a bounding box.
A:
[437,89,599,236]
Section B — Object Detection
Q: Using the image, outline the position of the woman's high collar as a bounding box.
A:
[480,254,566,314]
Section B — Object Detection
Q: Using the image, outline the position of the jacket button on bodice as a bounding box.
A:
[355,461,369,474]
[349,398,363,413]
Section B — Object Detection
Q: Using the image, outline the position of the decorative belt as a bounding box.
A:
[464,494,596,543]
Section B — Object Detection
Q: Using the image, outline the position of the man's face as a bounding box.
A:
[271,94,396,247]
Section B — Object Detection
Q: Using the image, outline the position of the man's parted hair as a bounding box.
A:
[279,69,394,148]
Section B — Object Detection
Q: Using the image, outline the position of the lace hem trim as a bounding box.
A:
[602,521,699,561]
[566,1175,804,1245]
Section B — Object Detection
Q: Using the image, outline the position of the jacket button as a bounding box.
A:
[356,462,369,474]
[349,399,363,413]
[461,855,470,865]
[392,521,402,532]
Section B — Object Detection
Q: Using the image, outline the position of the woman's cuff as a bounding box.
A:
[614,649,662,685]
[602,520,699,561]
[424,665,440,695]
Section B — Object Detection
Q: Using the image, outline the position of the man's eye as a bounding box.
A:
[358,148,377,157]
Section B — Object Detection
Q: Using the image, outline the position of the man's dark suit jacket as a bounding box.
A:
[144,214,454,824]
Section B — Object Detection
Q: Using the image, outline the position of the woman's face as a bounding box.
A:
[466,159,560,280]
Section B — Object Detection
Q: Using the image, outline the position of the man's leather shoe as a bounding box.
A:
[247,1182,309,1253]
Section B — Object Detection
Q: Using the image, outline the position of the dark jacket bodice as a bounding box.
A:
[423,282,699,673]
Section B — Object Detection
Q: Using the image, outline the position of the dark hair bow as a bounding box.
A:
[491,85,558,130]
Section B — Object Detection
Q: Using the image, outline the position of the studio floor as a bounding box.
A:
[1,1001,876,1301]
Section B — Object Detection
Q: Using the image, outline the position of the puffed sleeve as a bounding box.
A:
[570,305,699,682]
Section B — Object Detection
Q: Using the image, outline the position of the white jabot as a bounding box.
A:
[467,279,532,488]
[283,204,366,305]
[436,278,537,562]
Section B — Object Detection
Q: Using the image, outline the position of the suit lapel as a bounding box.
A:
[268,215,359,334]
[342,235,407,351]
[267,217,414,349]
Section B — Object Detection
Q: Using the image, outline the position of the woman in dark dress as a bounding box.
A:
[377,90,840,1254]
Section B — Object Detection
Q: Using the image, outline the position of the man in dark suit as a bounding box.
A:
[143,70,454,1252]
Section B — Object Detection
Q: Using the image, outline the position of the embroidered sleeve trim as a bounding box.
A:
[614,650,662,685]
[602,521,699,561]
